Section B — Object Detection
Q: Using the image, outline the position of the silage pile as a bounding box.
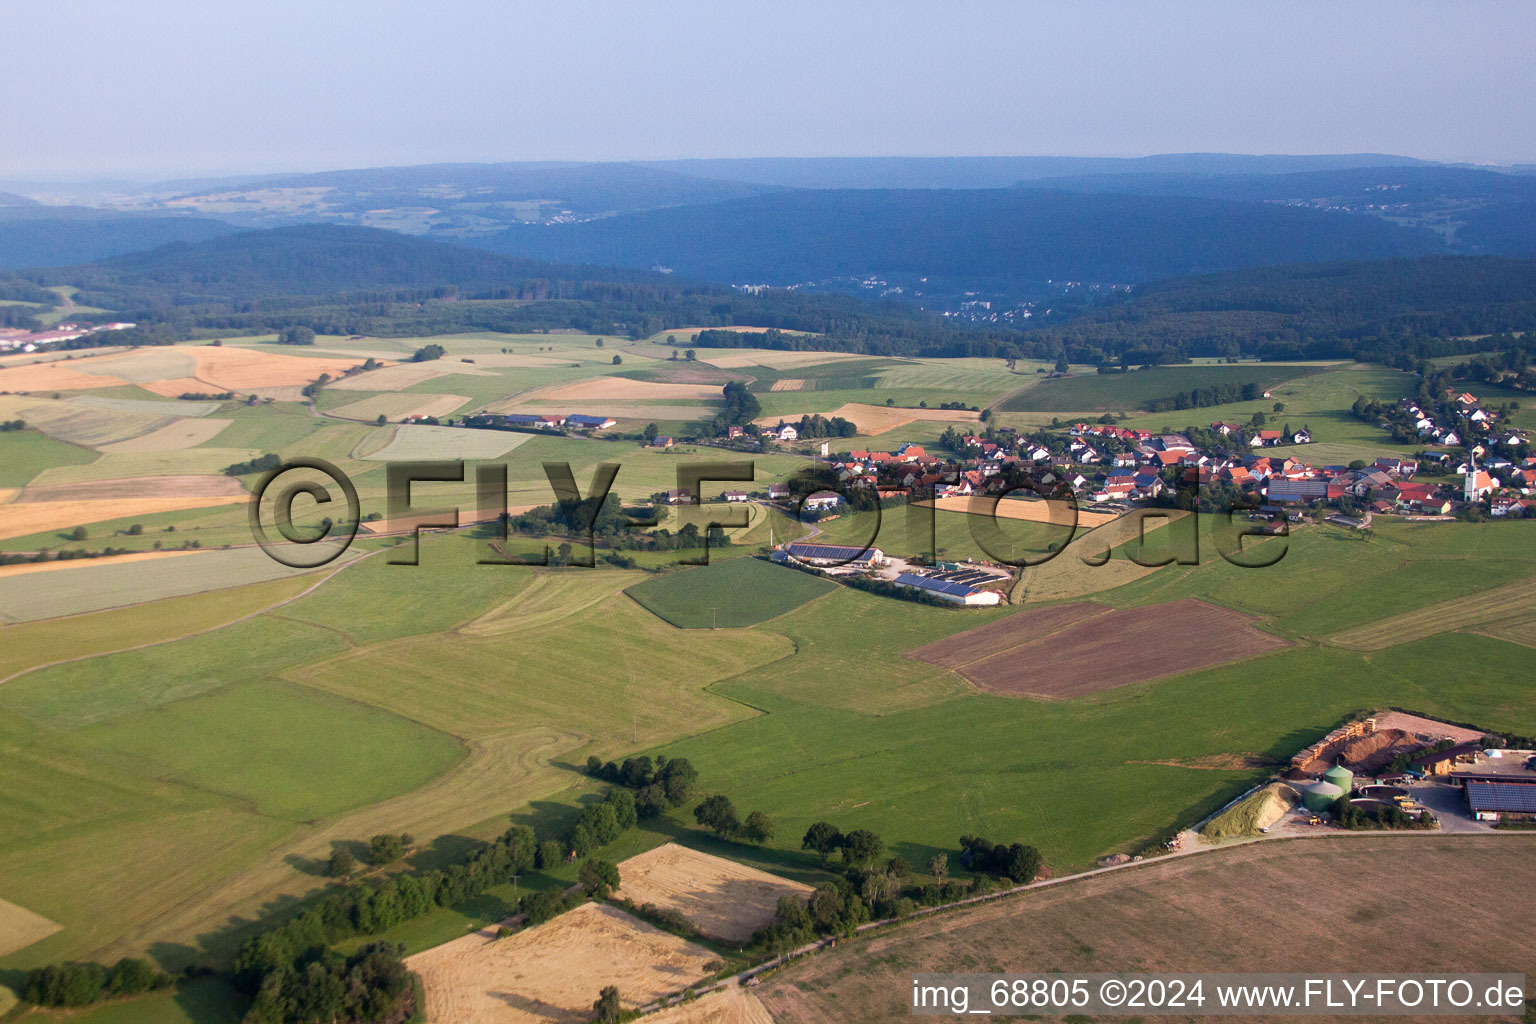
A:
[1200,782,1299,841]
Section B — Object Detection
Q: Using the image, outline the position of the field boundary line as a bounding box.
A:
[1322,576,1536,651]
[0,547,389,687]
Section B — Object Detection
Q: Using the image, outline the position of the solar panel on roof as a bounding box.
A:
[786,543,874,560]
[894,572,979,598]
[1466,781,1536,813]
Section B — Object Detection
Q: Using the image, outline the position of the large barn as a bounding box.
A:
[773,541,885,568]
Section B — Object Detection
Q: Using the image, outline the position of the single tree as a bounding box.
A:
[840,829,884,867]
[802,821,843,866]
[578,858,621,898]
[367,832,405,865]
[327,848,356,877]
[612,354,622,365]
[592,985,622,1024]
[693,794,740,839]
[740,810,775,844]
[928,853,948,881]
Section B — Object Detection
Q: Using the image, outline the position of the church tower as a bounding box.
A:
[1465,451,1479,504]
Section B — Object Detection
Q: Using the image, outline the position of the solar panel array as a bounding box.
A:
[1466,781,1536,813]
[927,568,996,586]
[786,543,875,561]
[894,572,981,598]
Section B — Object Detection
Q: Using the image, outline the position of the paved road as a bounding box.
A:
[1408,780,1493,833]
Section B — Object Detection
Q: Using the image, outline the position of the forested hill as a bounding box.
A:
[1026,255,1536,362]
[475,188,1440,286]
[12,224,1030,354]
[15,226,1535,367]
[1013,165,1536,258]
[0,205,239,269]
[27,224,673,309]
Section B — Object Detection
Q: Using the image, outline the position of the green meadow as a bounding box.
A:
[625,554,837,628]
[998,362,1328,413]
[5,332,1535,1022]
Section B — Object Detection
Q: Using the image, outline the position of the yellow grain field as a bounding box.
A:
[614,843,812,944]
[407,902,720,1024]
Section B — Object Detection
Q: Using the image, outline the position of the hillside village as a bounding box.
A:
[783,387,1535,522]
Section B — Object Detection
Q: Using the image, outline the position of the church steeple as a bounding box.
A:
[1465,450,1479,504]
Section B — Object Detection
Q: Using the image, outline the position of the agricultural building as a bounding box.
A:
[1465,781,1536,822]
[1408,742,1484,776]
[893,572,1003,606]
[775,542,885,568]
[566,414,617,429]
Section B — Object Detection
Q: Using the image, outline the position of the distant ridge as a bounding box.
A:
[639,153,1433,189]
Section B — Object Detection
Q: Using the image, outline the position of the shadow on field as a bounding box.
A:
[0,968,28,999]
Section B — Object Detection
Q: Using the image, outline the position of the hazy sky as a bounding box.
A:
[5,0,1534,179]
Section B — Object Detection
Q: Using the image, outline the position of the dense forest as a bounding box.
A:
[478,188,1441,287]
[1024,255,1536,363]
[6,226,1535,369]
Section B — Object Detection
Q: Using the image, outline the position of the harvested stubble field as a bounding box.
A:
[914,597,1290,698]
[0,544,355,622]
[502,402,712,421]
[0,395,180,448]
[1325,576,1536,650]
[17,474,246,502]
[758,837,1536,1024]
[28,448,259,486]
[360,424,534,461]
[768,378,804,391]
[324,360,493,391]
[0,362,123,390]
[646,986,775,1024]
[614,843,812,944]
[98,416,233,451]
[521,376,727,403]
[0,495,245,543]
[406,902,721,1024]
[0,896,62,957]
[918,494,1119,529]
[0,345,369,397]
[149,346,374,393]
[701,350,864,369]
[754,401,982,435]
[0,549,205,581]
[327,392,469,421]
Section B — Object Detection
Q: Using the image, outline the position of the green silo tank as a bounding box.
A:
[1303,781,1344,812]
[1323,765,1354,796]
